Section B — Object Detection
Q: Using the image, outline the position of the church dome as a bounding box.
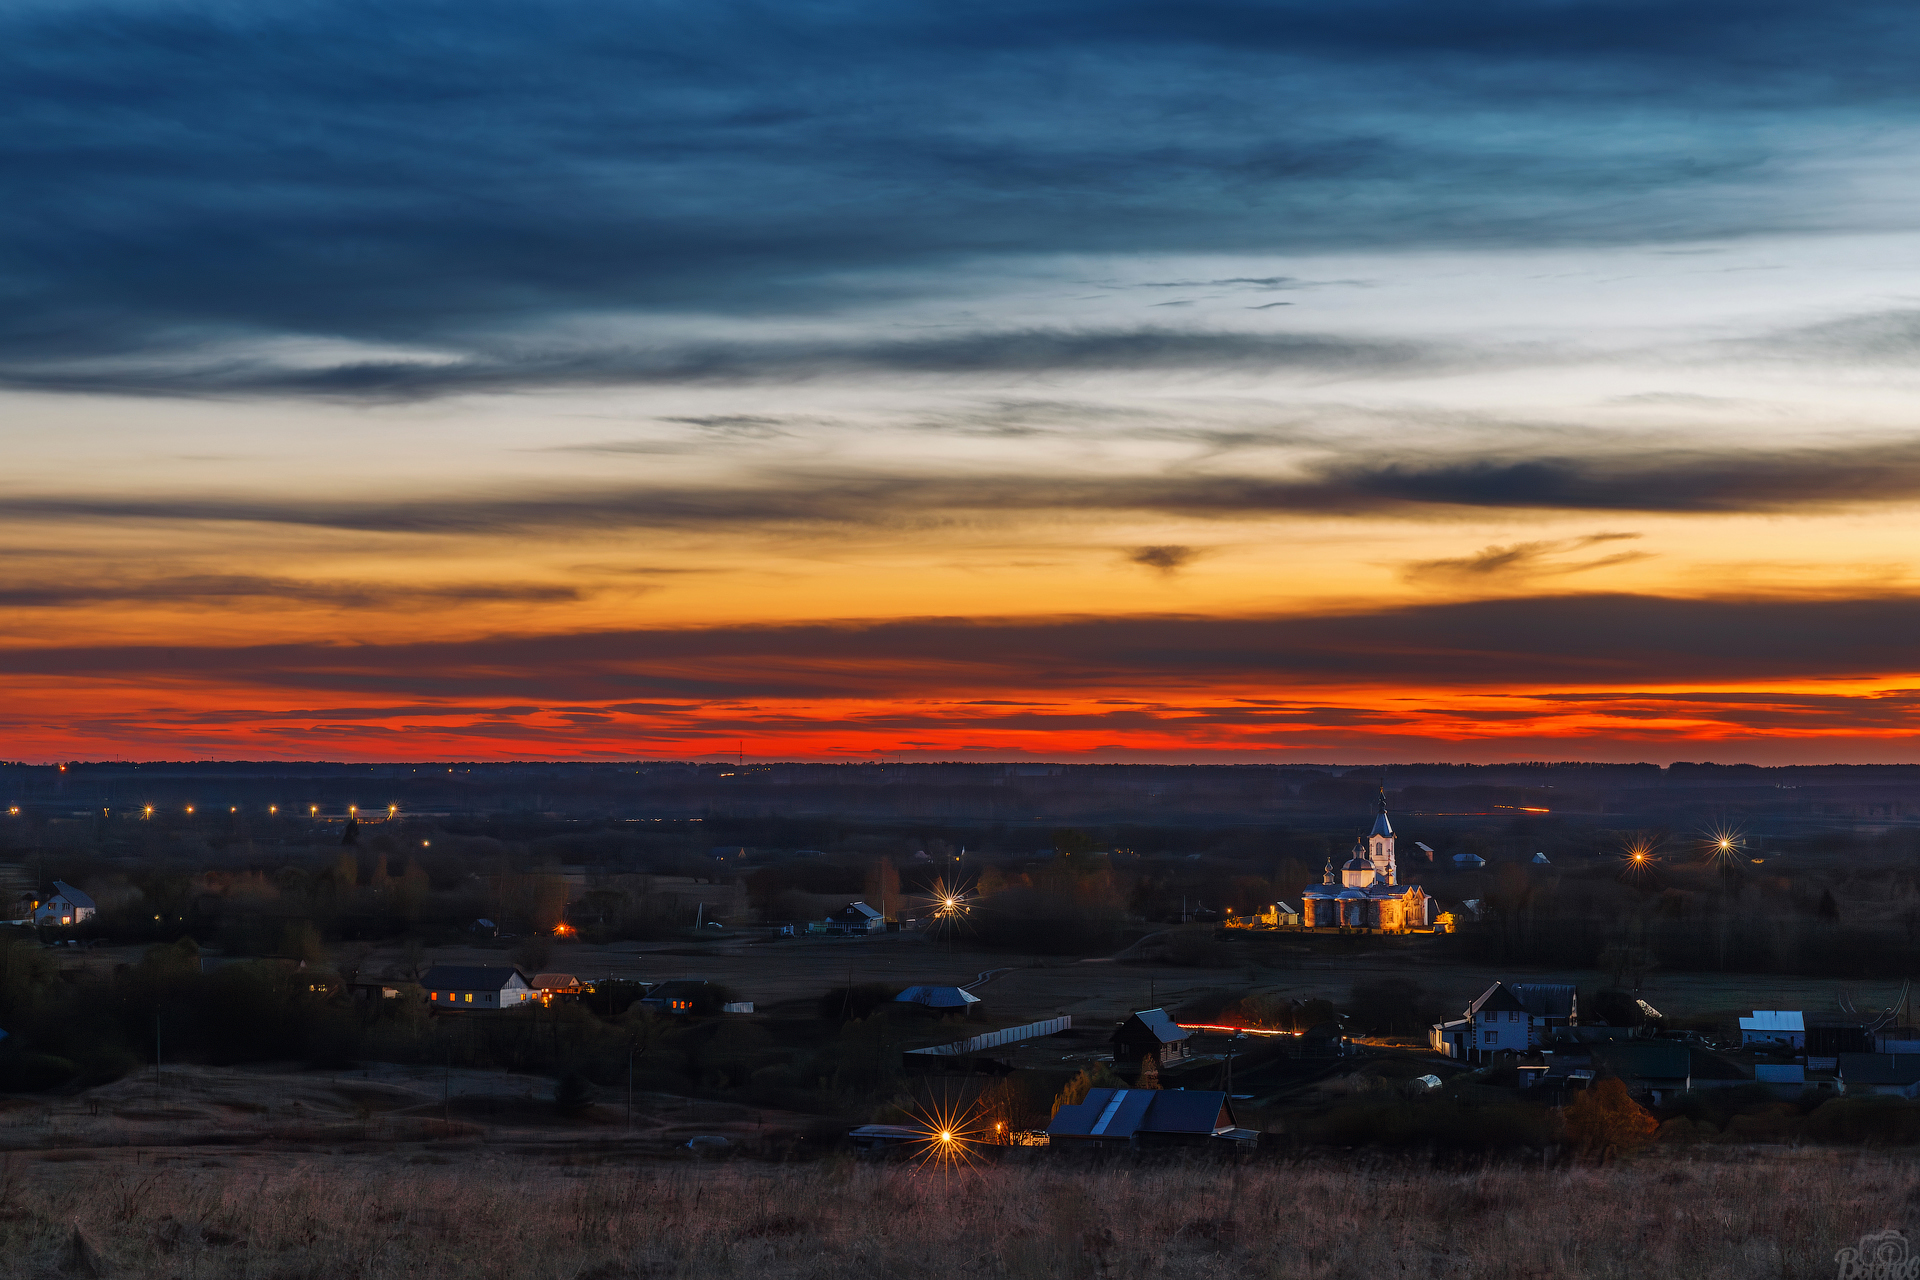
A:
[1342,856,1372,872]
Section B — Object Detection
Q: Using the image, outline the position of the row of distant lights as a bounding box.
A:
[11,802,431,845]
[133,803,401,817]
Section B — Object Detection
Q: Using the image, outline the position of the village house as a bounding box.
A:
[32,881,95,927]
[1225,901,1300,929]
[815,901,886,934]
[1110,1008,1193,1068]
[531,973,585,1004]
[640,979,722,1014]
[892,985,982,1016]
[1739,1010,1806,1050]
[419,964,535,1009]
[1047,1088,1238,1148]
[1433,981,1577,1062]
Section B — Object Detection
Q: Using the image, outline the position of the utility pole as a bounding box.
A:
[627,1047,635,1133]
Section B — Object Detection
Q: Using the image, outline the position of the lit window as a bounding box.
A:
[464,993,472,1003]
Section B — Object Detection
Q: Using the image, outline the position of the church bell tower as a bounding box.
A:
[1367,787,1396,885]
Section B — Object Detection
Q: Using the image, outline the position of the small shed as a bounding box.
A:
[1110,1009,1192,1066]
[1755,1063,1808,1097]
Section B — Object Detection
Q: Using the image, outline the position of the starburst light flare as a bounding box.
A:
[905,1092,990,1173]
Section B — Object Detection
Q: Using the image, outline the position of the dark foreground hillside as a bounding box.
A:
[10,1144,1908,1279]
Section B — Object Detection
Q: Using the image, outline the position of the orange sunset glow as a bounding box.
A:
[8,3,1920,764]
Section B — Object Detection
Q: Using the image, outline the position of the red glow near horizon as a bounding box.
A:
[8,656,1920,764]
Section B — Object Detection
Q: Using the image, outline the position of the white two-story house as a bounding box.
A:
[1432,981,1578,1063]
[32,882,96,927]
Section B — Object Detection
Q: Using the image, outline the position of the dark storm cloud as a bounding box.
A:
[9,593,1920,702]
[3,0,1917,386]
[13,436,1920,532]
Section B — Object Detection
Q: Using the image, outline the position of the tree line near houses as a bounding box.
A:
[17,804,1920,974]
[13,807,1920,1117]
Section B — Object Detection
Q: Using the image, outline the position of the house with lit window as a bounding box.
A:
[419,965,535,1010]
[33,882,96,927]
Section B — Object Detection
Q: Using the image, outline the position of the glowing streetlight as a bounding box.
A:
[143,806,153,817]
[349,805,357,814]
[310,805,318,816]
[269,805,277,814]
[185,806,194,814]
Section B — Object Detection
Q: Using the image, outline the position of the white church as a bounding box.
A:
[1300,792,1436,932]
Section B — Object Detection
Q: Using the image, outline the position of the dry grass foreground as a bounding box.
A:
[6,1147,1915,1279]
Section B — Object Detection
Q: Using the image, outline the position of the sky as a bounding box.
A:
[7,0,1920,764]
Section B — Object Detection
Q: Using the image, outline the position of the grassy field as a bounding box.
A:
[5,1137,1910,1279]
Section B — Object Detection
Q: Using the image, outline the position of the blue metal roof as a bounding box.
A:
[1047,1088,1232,1139]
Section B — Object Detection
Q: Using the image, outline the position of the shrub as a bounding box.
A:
[1562,1078,1657,1157]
